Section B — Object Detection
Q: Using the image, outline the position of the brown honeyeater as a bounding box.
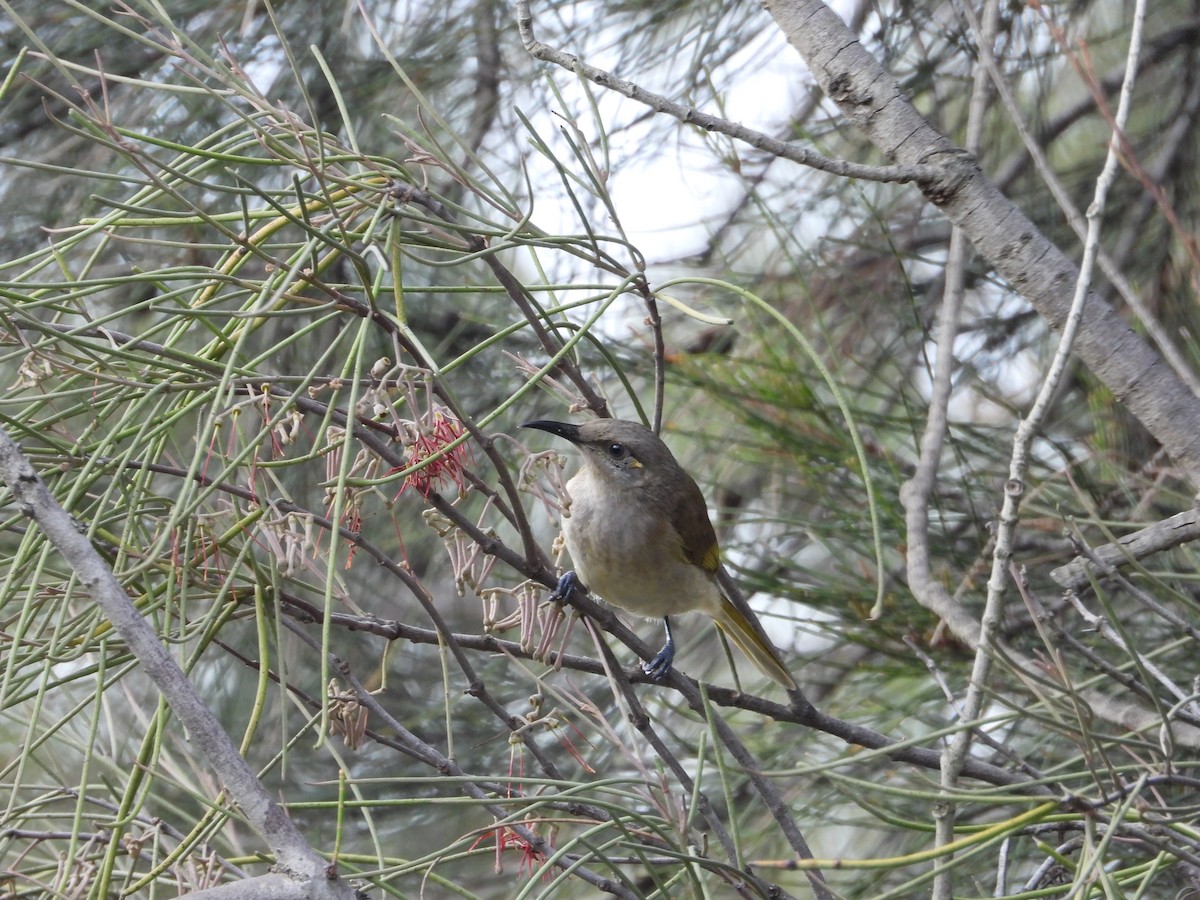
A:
[523,418,795,690]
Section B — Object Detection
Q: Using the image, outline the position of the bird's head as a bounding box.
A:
[521,418,675,488]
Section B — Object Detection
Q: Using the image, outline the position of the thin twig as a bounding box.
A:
[929,4,1003,895]
[514,0,941,187]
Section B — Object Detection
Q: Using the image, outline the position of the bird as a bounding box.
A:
[521,418,796,689]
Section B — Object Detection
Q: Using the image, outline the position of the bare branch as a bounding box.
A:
[1050,509,1200,591]
[0,427,355,900]
[515,0,940,187]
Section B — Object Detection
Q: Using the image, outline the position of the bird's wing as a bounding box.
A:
[673,483,722,574]
[713,566,796,690]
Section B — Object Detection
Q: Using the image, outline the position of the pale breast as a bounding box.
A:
[562,471,721,618]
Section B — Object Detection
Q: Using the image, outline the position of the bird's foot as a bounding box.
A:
[549,570,583,604]
[641,639,676,682]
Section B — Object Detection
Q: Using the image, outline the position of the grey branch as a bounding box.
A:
[1050,509,1200,591]
[166,875,310,900]
[0,426,355,900]
[515,0,940,186]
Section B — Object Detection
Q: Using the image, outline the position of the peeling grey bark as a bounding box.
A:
[764,0,1200,485]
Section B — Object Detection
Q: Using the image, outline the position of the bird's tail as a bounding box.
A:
[712,597,796,690]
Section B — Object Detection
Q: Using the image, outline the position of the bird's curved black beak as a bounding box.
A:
[521,419,581,444]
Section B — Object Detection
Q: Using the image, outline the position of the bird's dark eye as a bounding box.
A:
[607,442,625,458]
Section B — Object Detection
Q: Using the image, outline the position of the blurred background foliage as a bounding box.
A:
[2,0,1200,897]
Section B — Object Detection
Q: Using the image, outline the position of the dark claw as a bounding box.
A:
[550,570,583,604]
[640,617,676,681]
[641,647,674,681]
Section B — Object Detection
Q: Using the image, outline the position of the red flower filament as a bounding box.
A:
[402,414,470,498]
